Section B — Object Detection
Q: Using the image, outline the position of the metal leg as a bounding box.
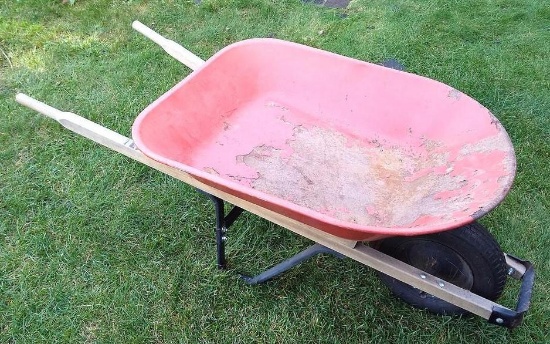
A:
[241,243,344,285]
[197,190,343,279]
[199,190,243,270]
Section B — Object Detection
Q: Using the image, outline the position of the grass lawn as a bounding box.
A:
[1,0,549,342]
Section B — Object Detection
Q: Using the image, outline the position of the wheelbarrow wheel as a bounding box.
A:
[371,222,507,315]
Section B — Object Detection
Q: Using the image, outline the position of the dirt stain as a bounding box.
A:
[235,124,513,228]
[448,89,461,100]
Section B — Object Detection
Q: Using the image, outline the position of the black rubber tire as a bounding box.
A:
[371,222,507,315]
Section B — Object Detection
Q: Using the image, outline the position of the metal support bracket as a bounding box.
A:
[199,189,344,281]
[488,255,535,328]
[199,190,244,269]
[241,243,345,285]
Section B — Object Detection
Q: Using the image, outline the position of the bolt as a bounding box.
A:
[420,274,427,279]
[438,281,445,288]
[495,318,504,324]
[508,267,515,276]
[222,236,227,242]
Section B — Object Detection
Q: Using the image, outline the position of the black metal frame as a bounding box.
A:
[200,190,343,283]
[197,191,535,328]
[488,256,535,328]
[200,191,244,269]
[240,243,344,285]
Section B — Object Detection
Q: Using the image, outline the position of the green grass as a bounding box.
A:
[1,0,549,342]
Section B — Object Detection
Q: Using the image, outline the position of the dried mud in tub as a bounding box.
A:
[196,100,515,228]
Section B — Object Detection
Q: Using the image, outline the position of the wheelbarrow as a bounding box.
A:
[16,21,534,329]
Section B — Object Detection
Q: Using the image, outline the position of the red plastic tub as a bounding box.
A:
[132,39,515,241]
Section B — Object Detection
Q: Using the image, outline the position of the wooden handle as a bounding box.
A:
[16,93,66,121]
[132,20,205,70]
[16,93,136,152]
